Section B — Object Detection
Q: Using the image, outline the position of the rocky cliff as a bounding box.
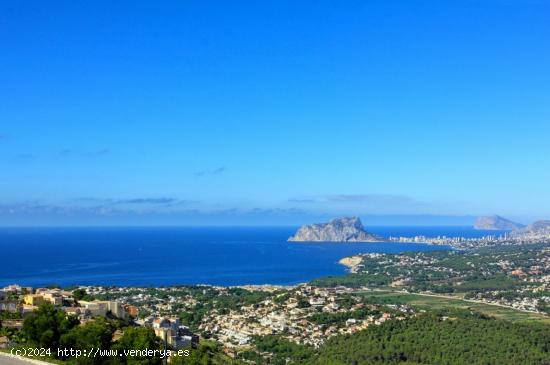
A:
[473,215,525,230]
[288,217,382,242]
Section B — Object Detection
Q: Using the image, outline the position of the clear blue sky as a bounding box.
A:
[1,0,549,226]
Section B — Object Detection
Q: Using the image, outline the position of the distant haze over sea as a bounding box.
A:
[0,214,507,227]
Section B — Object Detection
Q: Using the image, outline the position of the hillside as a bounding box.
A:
[473,215,524,230]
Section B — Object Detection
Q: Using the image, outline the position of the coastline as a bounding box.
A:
[0,227,461,288]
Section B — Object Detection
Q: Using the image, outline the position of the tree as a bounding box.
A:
[296,298,311,308]
[111,327,163,365]
[60,317,114,361]
[72,289,87,301]
[171,341,238,365]
[22,303,79,349]
[73,288,94,302]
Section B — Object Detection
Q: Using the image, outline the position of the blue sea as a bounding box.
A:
[0,226,501,288]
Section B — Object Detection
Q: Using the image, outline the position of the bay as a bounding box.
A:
[0,226,493,287]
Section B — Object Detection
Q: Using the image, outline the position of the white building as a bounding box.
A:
[78,300,127,319]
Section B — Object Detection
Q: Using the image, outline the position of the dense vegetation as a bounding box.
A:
[170,341,240,365]
[22,304,80,350]
[309,311,550,365]
[248,336,315,365]
[239,310,550,365]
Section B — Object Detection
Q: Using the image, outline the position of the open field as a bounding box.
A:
[361,290,550,324]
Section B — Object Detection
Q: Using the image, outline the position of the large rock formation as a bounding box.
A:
[288,217,382,242]
[473,215,524,230]
[512,220,550,238]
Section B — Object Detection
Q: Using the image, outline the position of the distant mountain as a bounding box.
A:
[473,215,525,231]
[511,220,550,238]
[288,217,382,242]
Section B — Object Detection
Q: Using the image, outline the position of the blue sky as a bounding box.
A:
[1,0,549,226]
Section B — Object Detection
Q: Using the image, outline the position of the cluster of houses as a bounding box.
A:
[9,286,129,322]
[0,284,198,350]
[200,285,407,349]
[137,317,199,349]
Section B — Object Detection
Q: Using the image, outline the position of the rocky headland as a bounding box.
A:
[288,217,382,242]
[473,215,525,231]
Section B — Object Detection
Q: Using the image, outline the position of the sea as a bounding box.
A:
[0,226,505,288]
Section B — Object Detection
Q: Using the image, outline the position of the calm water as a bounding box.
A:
[0,226,496,287]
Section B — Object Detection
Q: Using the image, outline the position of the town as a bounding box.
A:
[1,242,549,363]
[323,244,550,314]
[388,233,549,249]
[0,282,415,362]
[0,285,199,352]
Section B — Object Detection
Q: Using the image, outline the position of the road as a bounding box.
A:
[0,353,50,365]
